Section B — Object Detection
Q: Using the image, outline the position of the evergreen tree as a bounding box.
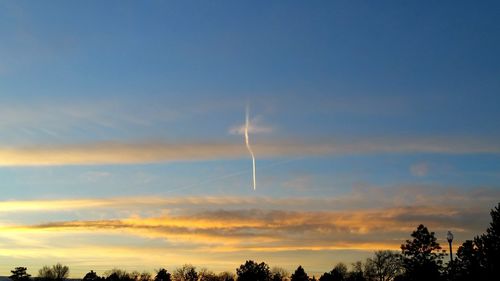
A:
[400,224,444,281]
[10,267,31,281]
[154,269,171,281]
[236,260,271,281]
[83,271,102,281]
[290,266,309,281]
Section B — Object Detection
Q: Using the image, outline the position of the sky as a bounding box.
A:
[1,0,500,278]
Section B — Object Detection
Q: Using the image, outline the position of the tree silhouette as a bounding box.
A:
[198,268,220,281]
[10,267,31,281]
[105,269,132,281]
[236,260,271,281]
[319,273,333,281]
[400,224,444,281]
[347,261,365,281]
[129,271,141,281]
[271,267,289,281]
[154,269,171,281]
[138,272,151,281]
[364,251,403,281]
[38,264,69,281]
[290,266,309,281]
[475,202,500,278]
[173,264,197,281]
[38,266,56,281]
[83,270,102,281]
[217,272,235,281]
[453,240,482,281]
[452,202,500,281]
[334,263,348,281]
[319,263,348,281]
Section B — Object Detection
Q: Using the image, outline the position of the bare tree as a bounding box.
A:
[364,251,403,281]
[139,272,152,281]
[271,267,289,281]
[38,264,69,281]
[198,268,218,281]
[172,265,198,281]
[217,272,235,281]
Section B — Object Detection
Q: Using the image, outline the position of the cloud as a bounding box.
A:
[0,205,491,253]
[0,136,499,166]
[1,186,498,251]
[0,186,497,276]
[0,185,498,214]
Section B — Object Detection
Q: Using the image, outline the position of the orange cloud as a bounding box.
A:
[0,205,487,253]
[1,190,496,277]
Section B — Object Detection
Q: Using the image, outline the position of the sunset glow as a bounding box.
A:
[1,0,500,279]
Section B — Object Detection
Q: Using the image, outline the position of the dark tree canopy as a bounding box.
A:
[10,267,31,281]
[236,260,271,281]
[105,269,133,281]
[453,240,482,281]
[477,202,500,277]
[319,263,348,281]
[400,224,444,281]
[270,267,288,281]
[83,270,102,281]
[453,203,500,281]
[346,261,365,281]
[154,269,171,281]
[290,266,309,281]
[217,272,235,281]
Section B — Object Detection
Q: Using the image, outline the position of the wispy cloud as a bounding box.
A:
[0,186,497,276]
[0,204,491,252]
[1,186,497,238]
[0,185,498,214]
[0,136,499,166]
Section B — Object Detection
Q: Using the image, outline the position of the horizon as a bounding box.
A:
[1,0,500,278]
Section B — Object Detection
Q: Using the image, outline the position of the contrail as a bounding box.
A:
[245,105,257,190]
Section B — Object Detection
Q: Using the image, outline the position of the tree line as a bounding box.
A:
[8,203,500,281]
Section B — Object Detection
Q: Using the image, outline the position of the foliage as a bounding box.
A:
[139,272,151,281]
[453,240,482,281]
[290,266,309,281]
[476,202,500,277]
[10,267,31,281]
[400,224,444,281]
[452,202,500,281]
[319,263,348,281]
[83,270,102,281]
[236,260,271,281]
[154,269,171,281]
[217,272,235,281]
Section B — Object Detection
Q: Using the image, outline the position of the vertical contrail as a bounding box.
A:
[244,105,256,190]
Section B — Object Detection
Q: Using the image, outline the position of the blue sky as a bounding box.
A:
[1,0,500,277]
